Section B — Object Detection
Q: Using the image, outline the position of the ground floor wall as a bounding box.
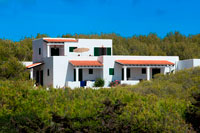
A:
[102,55,179,87]
[31,55,179,88]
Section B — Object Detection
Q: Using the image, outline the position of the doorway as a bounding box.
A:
[152,68,160,78]
[79,69,83,81]
[122,68,131,80]
[40,70,43,85]
[36,71,39,84]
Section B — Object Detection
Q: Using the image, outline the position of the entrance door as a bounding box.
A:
[79,69,83,81]
[122,68,131,80]
[40,70,43,85]
[152,68,160,78]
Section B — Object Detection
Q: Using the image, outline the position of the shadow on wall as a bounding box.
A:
[110,63,121,84]
[65,63,74,86]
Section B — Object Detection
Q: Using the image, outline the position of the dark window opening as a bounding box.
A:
[69,47,77,52]
[94,47,111,56]
[51,48,59,56]
[152,68,161,78]
[89,69,93,74]
[47,69,49,76]
[142,68,146,74]
[39,48,41,55]
[99,48,106,56]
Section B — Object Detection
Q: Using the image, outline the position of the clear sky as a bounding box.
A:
[0,0,200,41]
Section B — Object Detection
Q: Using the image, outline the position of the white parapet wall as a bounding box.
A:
[121,80,140,85]
[67,81,80,89]
[177,59,200,70]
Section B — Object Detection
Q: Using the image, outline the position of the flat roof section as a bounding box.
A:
[43,38,78,43]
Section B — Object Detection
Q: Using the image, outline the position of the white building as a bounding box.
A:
[25,38,199,89]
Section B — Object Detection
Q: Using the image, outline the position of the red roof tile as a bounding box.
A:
[44,38,78,42]
[26,63,42,69]
[70,60,103,67]
[116,60,174,65]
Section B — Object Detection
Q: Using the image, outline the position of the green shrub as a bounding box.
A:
[1,67,200,132]
[94,78,104,87]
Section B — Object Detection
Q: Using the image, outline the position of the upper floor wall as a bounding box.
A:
[32,38,112,63]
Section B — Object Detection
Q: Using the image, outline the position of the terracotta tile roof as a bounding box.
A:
[69,60,103,67]
[116,60,174,65]
[43,38,78,43]
[26,63,43,69]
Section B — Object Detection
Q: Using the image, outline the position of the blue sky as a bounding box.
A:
[0,0,200,41]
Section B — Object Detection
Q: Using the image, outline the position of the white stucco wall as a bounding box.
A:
[43,57,53,87]
[32,39,48,63]
[177,59,200,70]
[64,39,112,56]
[22,61,33,79]
[52,56,100,88]
[22,61,33,67]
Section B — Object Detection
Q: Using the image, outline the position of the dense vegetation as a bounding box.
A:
[0,67,200,132]
[0,32,200,63]
[0,32,200,132]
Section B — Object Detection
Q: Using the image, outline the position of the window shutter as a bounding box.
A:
[107,47,111,55]
[94,47,99,56]
[109,68,114,75]
[69,47,77,52]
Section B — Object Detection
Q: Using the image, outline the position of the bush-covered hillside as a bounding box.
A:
[0,67,200,132]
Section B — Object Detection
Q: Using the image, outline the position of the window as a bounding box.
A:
[94,47,112,56]
[51,48,59,56]
[142,68,146,74]
[39,48,41,55]
[47,69,50,76]
[69,47,77,52]
[109,68,114,75]
[89,69,93,74]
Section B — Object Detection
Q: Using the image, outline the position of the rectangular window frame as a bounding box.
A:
[89,69,93,74]
[47,69,50,76]
[142,68,146,74]
[39,48,41,55]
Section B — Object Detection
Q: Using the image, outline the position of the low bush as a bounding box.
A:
[109,80,120,87]
[94,78,104,87]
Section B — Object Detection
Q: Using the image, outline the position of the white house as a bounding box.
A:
[25,37,198,89]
